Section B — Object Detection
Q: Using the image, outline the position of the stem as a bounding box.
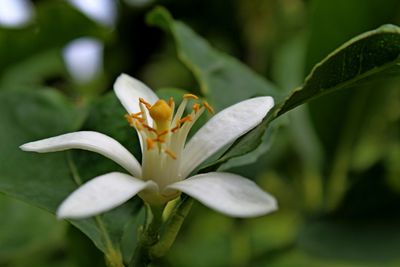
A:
[150,196,193,258]
[129,196,193,267]
[129,205,164,267]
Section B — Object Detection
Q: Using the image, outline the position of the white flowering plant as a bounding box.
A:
[1,4,400,267]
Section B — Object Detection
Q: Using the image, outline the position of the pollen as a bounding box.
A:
[203,101,215,114]
[183,93,199,100]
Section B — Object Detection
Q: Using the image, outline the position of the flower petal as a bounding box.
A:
[166,172,277,218]
[20,131,142,177]
[113,73,159,115]
[57,172,157,219]
[181,97,274,177]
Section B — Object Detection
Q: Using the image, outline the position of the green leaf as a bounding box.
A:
[146,6,281,111]
[145,7,283,171]
[274,24,400,118]
[213,24,400,169]
[0,194,65,265]
[0,90,129,265]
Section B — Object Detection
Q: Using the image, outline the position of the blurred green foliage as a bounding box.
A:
[0,0,399,267]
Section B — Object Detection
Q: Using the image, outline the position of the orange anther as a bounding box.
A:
[139,98,152,109]
[146,138,154,150]
[183,93,199,100]
[179,115,192,124]
[153,137,165,143]
[134,121,143,131]
[124,114,133,125]
[164,149,177,160]
[157,130,169,137]
[203,101,215,114]
[132,111,143,119]
[143,124,157,133]
[171,125,180,133]
[192,103,200,113]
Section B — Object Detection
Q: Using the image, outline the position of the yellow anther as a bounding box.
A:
[192,103,200,113]
[164,149,177,160]
[139,98,152,109]
[146,138,154,150]
[183,93,199,100]
[203,101,215,114]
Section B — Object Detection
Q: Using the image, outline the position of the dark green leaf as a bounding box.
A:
[0,90,130,264]
[275,24,400,117]
[146,7,281,111]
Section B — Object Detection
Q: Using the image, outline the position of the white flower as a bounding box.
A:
[20,74,277,219]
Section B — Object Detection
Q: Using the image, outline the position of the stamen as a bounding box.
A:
[183,93,199,100]
[153,137,165,143]
[203,101,215,114]
[139,98,152,110]
[154,130,168,142]
[168,97,175,108]
[124,114,133,125]
[157,130,169,137]
[179,115,192,124]
[192,103,200,113]
[171,125,180,133]
[146,138,154,150]
[164,148,177,160]
[134,121,143,131]
[143,124,157,133]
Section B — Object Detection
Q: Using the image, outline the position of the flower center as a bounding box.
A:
[125,94,214,193]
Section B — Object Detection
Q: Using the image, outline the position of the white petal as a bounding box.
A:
[166,172,277,218]
[113,73,159,115]
[57,172,157,219]
[181,97,274,177]
[20,131,142,177]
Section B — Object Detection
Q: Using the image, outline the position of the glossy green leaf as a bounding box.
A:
[274,24,400,118]
[213,24,400,169]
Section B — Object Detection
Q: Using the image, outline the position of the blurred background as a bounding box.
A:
[0,0,400,266]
